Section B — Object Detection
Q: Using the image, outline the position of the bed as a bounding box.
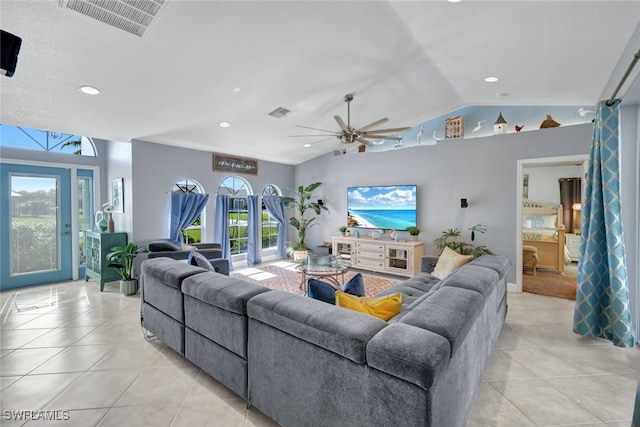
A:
[522,199,570,274]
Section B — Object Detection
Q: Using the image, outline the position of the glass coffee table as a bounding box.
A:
[296,254,351,294]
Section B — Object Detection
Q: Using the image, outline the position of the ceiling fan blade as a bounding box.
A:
[289,134,339,137]
[357,118,389,132]
[305,137,336,146]
[334,115,348,131]
[355,137,372,146]
[362,126,412,134]
[375,135,404,141]
[295,124,338,133]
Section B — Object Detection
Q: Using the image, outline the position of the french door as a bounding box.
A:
[0,163,73,290]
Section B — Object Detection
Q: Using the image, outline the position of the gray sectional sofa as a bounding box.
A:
[139,254,510,427]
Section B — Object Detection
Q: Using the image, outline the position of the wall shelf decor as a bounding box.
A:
[445,116,465,139]
[213,153,258,175]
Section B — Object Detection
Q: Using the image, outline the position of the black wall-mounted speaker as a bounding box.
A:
[461,198,468,208]
[1,30,22,78]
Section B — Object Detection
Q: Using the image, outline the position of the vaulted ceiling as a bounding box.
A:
[1,1,639,165]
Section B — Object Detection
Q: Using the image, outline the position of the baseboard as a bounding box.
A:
[507,282,519,293]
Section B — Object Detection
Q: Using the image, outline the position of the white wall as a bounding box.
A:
[524,164,581,206]
[296,124,595,285]
[130,140,295,246]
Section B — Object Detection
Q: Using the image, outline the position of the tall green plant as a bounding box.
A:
[281,182,328,251]
[433,224,492,258]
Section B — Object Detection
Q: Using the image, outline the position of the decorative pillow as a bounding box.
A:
[308,273,366,304]
[181,243,198,251]
[522,218,533,229]
[187,250,216,271]
[148,239,182,252]
[432,246,473,279]
[335,291,403,321]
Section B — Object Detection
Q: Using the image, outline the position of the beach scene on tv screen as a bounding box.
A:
[347,185,417,230]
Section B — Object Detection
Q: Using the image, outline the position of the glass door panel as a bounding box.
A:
[1,164,72,289]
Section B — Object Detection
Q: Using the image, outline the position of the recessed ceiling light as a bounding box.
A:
[79,85,100,95]
[219,121,231,128]
[303,143,312,148]
[484,77,499,83]
[448,0,462,2]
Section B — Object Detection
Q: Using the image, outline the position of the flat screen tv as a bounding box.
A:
[347,185,417,230]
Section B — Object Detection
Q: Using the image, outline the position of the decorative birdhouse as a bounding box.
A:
[493,112,508,135]
[444,116,465,139]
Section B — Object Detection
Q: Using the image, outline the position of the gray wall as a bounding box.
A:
[296,123,595,284]
[130,140,295,246]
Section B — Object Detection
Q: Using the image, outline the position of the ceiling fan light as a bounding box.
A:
[79,85,100,95]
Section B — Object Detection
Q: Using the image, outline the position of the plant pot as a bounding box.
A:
[120,279,138,296]
[292,250,309,262]
[410,235,419,241]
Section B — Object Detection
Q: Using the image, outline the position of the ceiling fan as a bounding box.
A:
[291,93,411,152]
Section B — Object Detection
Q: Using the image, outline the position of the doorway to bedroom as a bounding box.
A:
[516,155,588,299]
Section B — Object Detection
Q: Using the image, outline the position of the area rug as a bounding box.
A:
[232,261,397,297]
[523,264,577,300]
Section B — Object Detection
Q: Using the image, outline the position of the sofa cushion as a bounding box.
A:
[182,271,270,315]
[148,239,182,252]
[377,272,440,308]
[468,254,511,280]
[247,290,386,364]
[335,291,403,321]
[307,273,365,304]
[432,247,473,279]
[442,265,499,298]
[398,286,484,354]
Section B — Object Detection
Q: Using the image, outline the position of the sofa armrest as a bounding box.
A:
[247,290,387,364]
[421,256,439,273]
[195,243,222,251]
[209,259,230,276]
[367,323,450,390]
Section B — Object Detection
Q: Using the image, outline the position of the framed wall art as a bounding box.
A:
[213,153,258,175]
[111,178,124,213]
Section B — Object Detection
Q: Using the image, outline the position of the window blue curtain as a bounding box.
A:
[573,99,635,348]
[246,195,262,266]
[169,192,209,243]
[263,195,288,258]
[214,194,233,271]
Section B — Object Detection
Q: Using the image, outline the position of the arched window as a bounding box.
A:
[262,184,281,249]
[0,125,97,156]
[217,176,253,255]
[173,178,205,244]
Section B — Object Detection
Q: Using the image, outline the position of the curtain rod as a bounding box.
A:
[606,48,640,106]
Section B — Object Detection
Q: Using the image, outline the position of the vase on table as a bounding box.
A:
[108,213,115,233]
[95,212,108,232]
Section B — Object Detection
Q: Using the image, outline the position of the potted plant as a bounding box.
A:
[407,226,420,241]
[433,224,492,258]
[281,182,329,261]
[106,242,148,295]
[339,226,347,236]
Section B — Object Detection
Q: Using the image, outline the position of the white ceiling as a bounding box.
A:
[1,1,639,165]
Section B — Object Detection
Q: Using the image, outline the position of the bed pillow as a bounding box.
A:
[523,214,557,229]
[432,247,473,279]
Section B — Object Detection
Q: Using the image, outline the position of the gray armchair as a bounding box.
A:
[133,239,229,278]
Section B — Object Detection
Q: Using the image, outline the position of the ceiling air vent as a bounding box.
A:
[58,0,168,38]
[268,107,294,119]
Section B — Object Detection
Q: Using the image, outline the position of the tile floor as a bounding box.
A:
[1,277,638,427]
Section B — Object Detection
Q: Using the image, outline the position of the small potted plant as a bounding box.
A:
[106,242,148,295]
[433,224,492,258]
[407,226,420,241]
[339,226,347,236]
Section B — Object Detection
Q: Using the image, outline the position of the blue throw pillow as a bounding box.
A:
[307,273,365,304]
[187,251,215,271]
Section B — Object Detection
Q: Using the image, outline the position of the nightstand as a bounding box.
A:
[565,233,580,262]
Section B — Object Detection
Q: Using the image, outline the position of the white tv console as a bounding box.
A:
[331,236,424,277]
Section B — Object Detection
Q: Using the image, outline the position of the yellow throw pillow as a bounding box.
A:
[432,246,473,279]
[335,291,402,321]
